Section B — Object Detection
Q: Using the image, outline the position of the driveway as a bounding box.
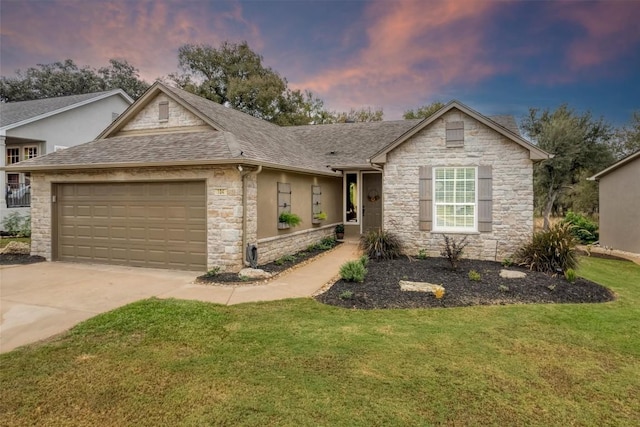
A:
[0,262,199,353]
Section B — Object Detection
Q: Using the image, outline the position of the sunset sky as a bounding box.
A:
[1,0,639,125]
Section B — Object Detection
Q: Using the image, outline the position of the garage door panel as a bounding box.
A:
[56,181,206,271]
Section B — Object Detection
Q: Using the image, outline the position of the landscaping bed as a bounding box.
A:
[0,254,46,265]
[316,256,616,309]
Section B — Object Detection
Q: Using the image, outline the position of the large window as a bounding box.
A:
[434,167,476,231]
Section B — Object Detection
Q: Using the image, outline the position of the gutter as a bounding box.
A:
[240,165,262,266]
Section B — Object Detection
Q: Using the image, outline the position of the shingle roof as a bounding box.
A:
[0,90,130,128]
[9,83,535,173]
[488,115,521,136]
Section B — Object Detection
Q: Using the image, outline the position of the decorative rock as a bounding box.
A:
[399,280,445,294]
[0,241,30,255]
[238,268,272,280]
[500,269,526,279]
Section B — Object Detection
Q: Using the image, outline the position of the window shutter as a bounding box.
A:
[478,166,492,232]
[159,101,169,121]
[312,185,322,224]
[419,166,432,231]
[446,121,464,147]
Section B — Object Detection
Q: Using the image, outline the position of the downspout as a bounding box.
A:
[240,165,262,266]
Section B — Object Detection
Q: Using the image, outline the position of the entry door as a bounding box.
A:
[362,173,382,233]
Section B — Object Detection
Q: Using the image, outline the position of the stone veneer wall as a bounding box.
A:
[121,94,206,131]
[257,223,337,265]
[30,165,256,272]
[383,110,534,261]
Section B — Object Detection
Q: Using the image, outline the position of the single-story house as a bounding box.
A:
[1,90,133,226]
[7,82,548,271]
[589,150,640,254]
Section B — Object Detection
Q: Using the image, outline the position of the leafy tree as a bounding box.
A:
[334,107,384,123]
[170,41,287,121]
[273,89,333,126]
[0,59,149,102]
[403,101,445,119]
[612,111,640,159]
[521,105,614,229]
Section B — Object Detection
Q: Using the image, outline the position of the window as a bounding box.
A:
[446,121,464,147]
[434,167,476,230]
[345,173,358,223]
[6,148,20,164]
[24,146,38,159]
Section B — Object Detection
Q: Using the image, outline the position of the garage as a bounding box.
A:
[54,181,207,271]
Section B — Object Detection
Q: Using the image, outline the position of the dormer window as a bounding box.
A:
[446,121,464,147]
[159,101,169,122]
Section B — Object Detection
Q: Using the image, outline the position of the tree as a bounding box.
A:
[612,111,640,159]
[403,102,445,119]
[272,89,334,126]
[521,105,614,229]
[0,59,149,102]
[170,41,287,121]
[334,107,384,123]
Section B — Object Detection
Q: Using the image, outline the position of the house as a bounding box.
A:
[0,90,133,226]
[7,82,548,271]
[589,150,640,254]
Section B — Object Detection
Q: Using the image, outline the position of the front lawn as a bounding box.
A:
[1,257,639,426]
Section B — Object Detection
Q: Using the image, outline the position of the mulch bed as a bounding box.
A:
[196,242,341,284]
[0,254,46,265]
[316,257,616,309]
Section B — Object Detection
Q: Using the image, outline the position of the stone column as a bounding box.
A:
[0,135,7,213]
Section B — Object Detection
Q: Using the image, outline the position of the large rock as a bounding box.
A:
[399,280,445,294]
[0,241,30,255]
[500,269,527,279]
[238,268,272,280]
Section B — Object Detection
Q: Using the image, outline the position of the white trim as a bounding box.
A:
[432,166,478,233]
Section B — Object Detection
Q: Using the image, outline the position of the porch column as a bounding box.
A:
[0,135,7,212]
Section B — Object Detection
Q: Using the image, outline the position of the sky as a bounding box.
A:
[1,0,639,125]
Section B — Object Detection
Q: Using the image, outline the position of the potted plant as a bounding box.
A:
[278,211,302,229]
[312,211,327,224]
[335,223,345,240]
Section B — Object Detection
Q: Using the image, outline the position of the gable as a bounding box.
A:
[118,93,209,134]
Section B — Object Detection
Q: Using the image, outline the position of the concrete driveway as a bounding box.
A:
[0,262,199,353]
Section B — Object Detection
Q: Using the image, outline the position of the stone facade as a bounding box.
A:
[383,110,534,260]
[257,224,336,265]
[30,165,254,272]
[121,94,206,132]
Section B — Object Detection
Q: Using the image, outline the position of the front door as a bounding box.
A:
[362,173,382,233]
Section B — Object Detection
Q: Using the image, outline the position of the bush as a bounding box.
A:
[515,222,578,274]
[204,267,221,277]
[468,270,481,281]
[417,249,428,260]
[1,212,31,237]
[360,229,402,260]
[562,211,598,244]
[440,235,469,270]
[564,268,577,283]
[339,260,367,282]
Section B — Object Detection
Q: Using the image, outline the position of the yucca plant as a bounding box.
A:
[515,222,578,274]
[360,229,402,260]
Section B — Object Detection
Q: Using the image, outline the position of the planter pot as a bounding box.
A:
[278,222,290,230]
[336,232,345,240]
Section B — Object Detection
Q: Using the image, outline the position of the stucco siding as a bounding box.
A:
[120,94,207,131]
[30,165,250,272]
[598,158,640,253]
[383,109,534,260]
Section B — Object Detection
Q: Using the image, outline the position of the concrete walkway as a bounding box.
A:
[160,240,361,304]
[1,241,360,352]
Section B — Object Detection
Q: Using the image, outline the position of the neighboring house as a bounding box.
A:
[0,90,133,226]
[589,150,640,254]
[8,82,548,271]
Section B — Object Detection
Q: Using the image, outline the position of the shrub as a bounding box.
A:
[468,270,481,281]
[562,211,598,244]
[278,211,302,227]
[204,266,221,277]
[339,290,354,300]
[501,257,514,267]
[564,268,577,283]
[417,249,428,260]
[339,260,367,282]
[1,212,31,237]
[434,288,445,299]
[440,235,469,270]
[359,255,369,267]
[515,222,578,274]
[275,254,296,265]
[360,229,402,260]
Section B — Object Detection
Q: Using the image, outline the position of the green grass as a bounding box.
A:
[0,237,30,248]
[1,257,639,426]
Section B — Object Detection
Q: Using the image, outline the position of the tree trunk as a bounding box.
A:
[542,190,559,231]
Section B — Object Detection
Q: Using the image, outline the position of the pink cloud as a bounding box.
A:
[290,0,501,115]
